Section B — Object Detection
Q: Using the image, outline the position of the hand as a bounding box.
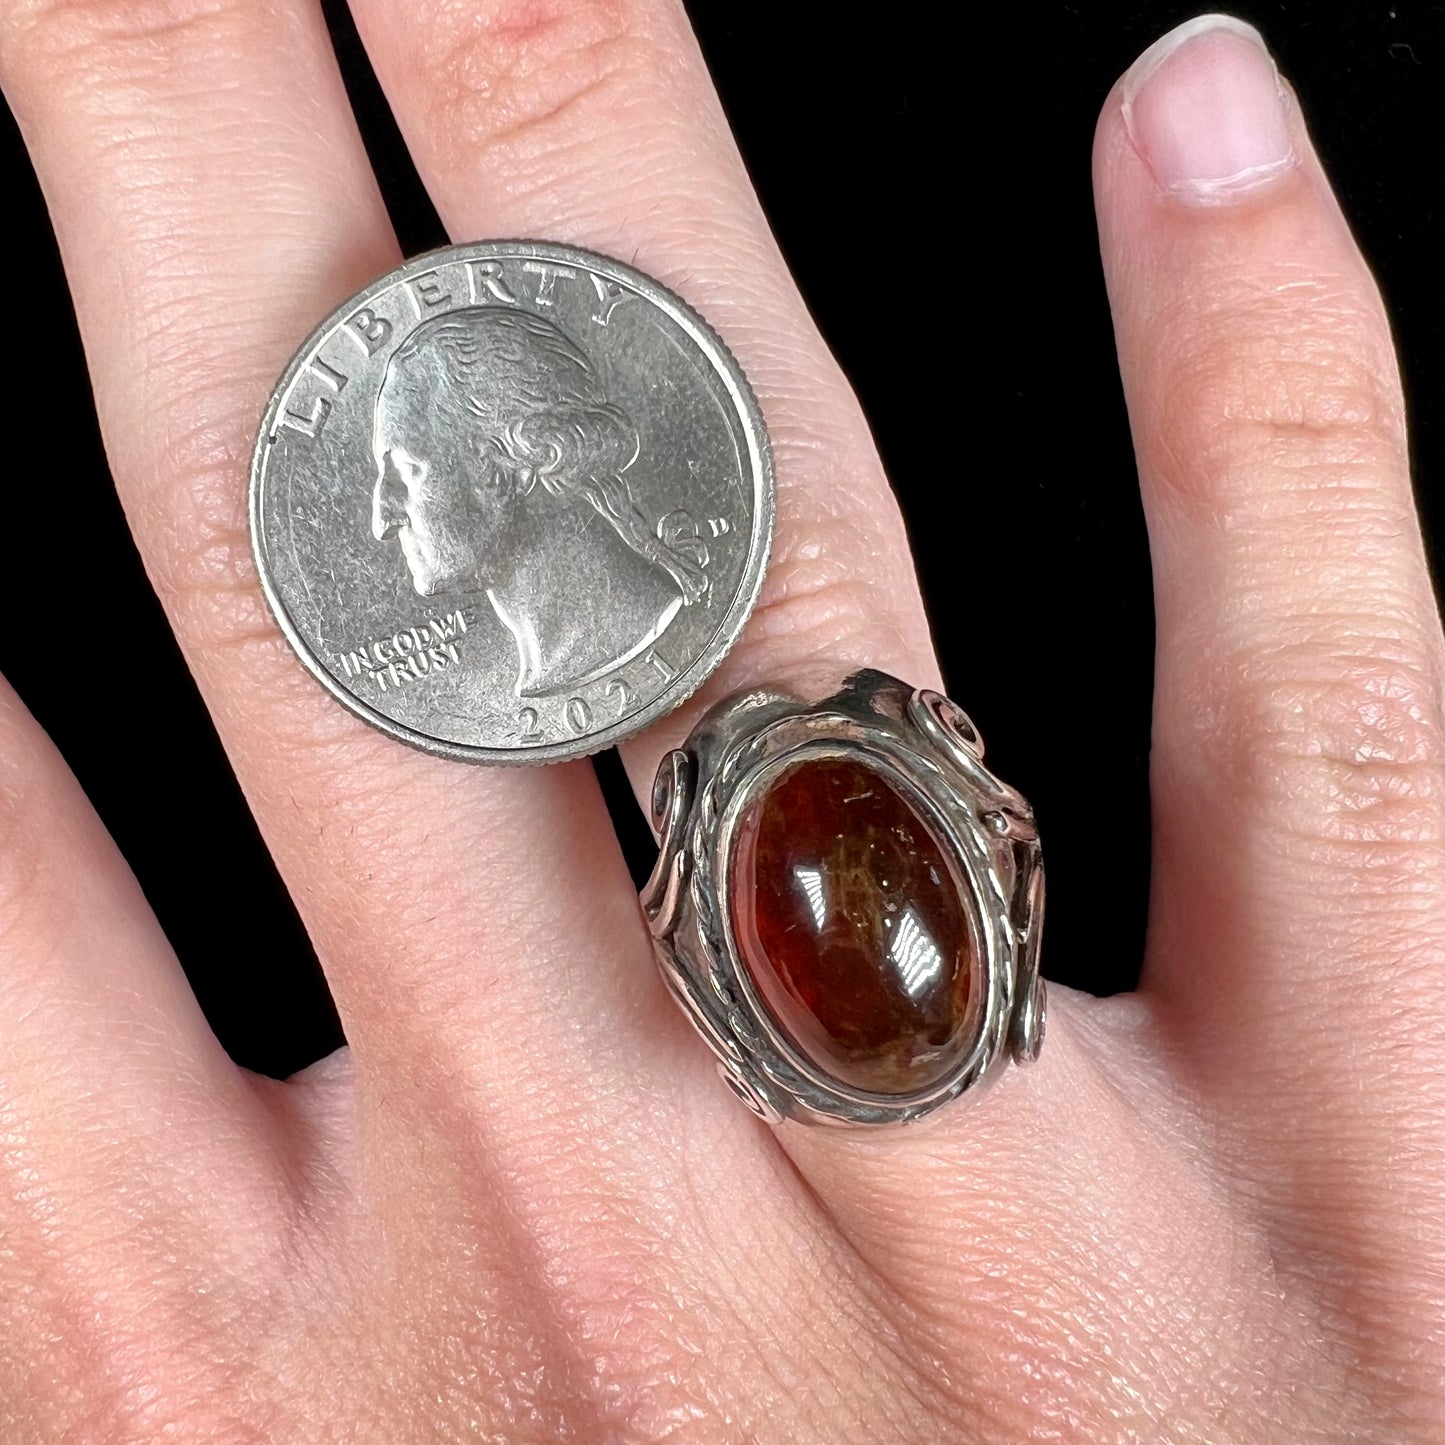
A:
[1,8,1441,1441]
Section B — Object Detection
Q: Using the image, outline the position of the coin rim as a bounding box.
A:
[250,239,775,765]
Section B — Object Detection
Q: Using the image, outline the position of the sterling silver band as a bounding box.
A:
[641,669,1046,1128]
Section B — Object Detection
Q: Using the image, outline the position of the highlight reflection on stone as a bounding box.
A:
[728,755,976,1094]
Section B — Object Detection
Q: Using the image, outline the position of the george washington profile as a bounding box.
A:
[370,306,709,697]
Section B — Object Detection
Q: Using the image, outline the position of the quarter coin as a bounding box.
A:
[251,241,773,763]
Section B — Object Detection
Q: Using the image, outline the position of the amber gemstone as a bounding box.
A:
[729,755,976,1095]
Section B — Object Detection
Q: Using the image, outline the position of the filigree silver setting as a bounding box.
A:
[641,669,1046,1128]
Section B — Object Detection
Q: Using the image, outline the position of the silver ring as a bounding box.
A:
[642,669,1046,1128]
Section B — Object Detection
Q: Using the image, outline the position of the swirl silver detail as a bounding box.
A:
[641,670,1046,1127]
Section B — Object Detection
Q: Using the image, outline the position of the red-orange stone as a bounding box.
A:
[729,755,975,1095]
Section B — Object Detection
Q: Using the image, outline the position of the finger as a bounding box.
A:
[1094,8,1445,1317]
[0,674,290,1419]
[340,0,1089,1258]
[0,0,659,1102]
[0,676,258,1142]
[1097,16,1445,1050]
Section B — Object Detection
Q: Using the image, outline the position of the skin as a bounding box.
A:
[0,4,1440,1442]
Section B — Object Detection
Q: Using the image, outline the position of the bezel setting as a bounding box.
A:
[641,670,1046,1127]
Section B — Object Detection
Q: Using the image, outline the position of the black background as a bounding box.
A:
[0,4,1439,1078]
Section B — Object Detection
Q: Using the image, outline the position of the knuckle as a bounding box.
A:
[150,443,250,596]
[1150,273,1407,512]
[137,413,273,652]
[743,449,921,674]
[749,568,899,669]
[111,322,274,653]
[421,0,652,155]
[3,0,251,71]
[1198,634,1445,858]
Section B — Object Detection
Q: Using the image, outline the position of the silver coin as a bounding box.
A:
[250,241,773,764]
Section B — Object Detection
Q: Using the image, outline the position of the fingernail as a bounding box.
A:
[1121,14,1295,203]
